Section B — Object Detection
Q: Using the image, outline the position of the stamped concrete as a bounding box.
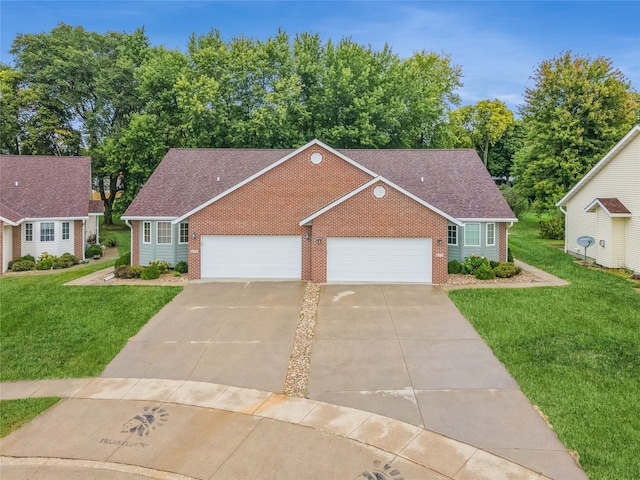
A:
[0,378,549,480]
[102,281,305,393]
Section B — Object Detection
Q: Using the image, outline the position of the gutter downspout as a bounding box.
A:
[82,219,86,261]
[558,205,568,252]
[125,220,133,266]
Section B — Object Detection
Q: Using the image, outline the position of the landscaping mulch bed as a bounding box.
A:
[446,268,541,286]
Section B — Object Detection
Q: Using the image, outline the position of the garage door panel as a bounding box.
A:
[201,235,301,279]
[327,237,431,283]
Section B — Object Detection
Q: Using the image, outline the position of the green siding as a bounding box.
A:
[139,221,188,267]
[447,222,500,263]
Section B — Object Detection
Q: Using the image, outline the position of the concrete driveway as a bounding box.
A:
[102,281,306,393]
[308,284,583,480]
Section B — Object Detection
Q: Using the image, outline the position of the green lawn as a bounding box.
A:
[448,214,640,480]
[99,216,131,256]
[0,263,182,436]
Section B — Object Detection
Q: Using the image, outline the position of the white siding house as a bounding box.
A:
[556,125,640,272]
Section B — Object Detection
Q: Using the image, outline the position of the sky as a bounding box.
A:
[1,0,639,112]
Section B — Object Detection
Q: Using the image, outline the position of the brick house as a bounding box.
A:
[0,155,103,274]
[122,140,517,283]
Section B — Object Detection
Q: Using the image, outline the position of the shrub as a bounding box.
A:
[114,252,131,268]
[174,261,188,274]
[475,264,496,280]
[36,252,58,270]
[490,260,500,269]
[507,247,513,263]
[149,259,170,275]
[106,238,119,247]
[141,264,161,280]
[10,259,35,271]
[538,216,565,240]
[114,265,144,279]
[493,262,518,278]
[9,255,36,270]
[85,244,103,258]
[462,255,490,275]
[499,185,529,218]
[55,253,80,269]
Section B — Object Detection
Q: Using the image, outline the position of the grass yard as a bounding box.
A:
[99,216,131,256]
[448,214,640,480]
[0,263,182,437]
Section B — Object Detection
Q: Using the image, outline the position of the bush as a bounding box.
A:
[174,261,188,274]
[493,262,518,278]
[85,244,103,258]
[114,265,144,279]
[538,216,565,240]
[149,259,170,275]
[462,255,490,275]
[36,252,57,270]
[106,238,119,247]
[114,252,131,268]
[10,259,35,271]
[507,247,513,263]
[490,260,500,269]
[55,253,80,269]
[499,185,529,218]
[475,264,496,280]
[141,264,161,280]
[9,255,35,270]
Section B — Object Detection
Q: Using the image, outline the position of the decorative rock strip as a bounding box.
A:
[283,282,320,398]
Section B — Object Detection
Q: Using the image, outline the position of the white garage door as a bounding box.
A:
[327,237,432,283]
[201,235,301,279]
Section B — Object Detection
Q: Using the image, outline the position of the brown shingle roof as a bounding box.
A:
[0,155,94,221]
[123,144,516,221]
[586,197,632,216]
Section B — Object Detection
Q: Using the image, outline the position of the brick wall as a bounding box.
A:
[131,220,140,266]
[499,222,508,262]
[309,180,448,283]
[188,145,373,280]
[74,220,84,259]
[12,225,20,259]
[0,221,3,274]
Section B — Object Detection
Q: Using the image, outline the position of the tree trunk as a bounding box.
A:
[483,136,489,167]
[99,174,121,225]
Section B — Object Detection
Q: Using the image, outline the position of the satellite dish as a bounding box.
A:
[577,236,595,248]
[576,235,595,266]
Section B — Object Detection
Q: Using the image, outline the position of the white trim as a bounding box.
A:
[172,139,381,224]
[486,223,496,246]
[556,124,640,207]
[142,221,152,244]
[458,217,518,222]
[584,198,632,217]
[464,223,481,247]
[121,216,177,222]
[300,176,463,226]
[62,221,70,240]
[178,222,189,244]
[0,216,20,226]
[156,221,172,244]
[447,224,458,246]
[24,222,33,242]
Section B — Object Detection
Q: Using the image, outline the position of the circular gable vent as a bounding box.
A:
[310,152,323,164]
[373,185,386,198]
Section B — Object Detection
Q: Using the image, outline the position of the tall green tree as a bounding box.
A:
[514,52,638,211]
[10,23,150,223]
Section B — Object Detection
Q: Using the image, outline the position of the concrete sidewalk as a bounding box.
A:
[1,378,554,480]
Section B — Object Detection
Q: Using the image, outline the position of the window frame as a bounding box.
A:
[25,223,33,242]
[447,225,458,246]
[157,221,172,245]
[464,223,481,247]
[62,221,70,240]
[486,223,496,246]
[179,222,189,244]
[143,221,151,244]
[40,222,55,242]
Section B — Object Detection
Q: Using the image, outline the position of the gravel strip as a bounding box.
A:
[283,282,321,398]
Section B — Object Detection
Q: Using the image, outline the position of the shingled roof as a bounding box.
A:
[123,142,516,221]
[0,155,100,223]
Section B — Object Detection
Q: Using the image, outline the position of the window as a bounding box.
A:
[40,222,54,242]
[179,223,189,244]
[486,223,495,246]
[143,222,151,244]
[447,225,457,245]
[62,222,70,240]
[25,223,33,242]
[464,223,480,246]
[157,221,172,244]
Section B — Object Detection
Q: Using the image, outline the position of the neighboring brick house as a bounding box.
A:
[122,140,517,284]
[0,155,103,274]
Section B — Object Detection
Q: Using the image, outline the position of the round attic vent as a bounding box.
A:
[373,185,386,198]
[310,152,323,164]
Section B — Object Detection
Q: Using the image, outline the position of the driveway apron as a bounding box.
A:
[102,281,306,393]
[308,284,586,480]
